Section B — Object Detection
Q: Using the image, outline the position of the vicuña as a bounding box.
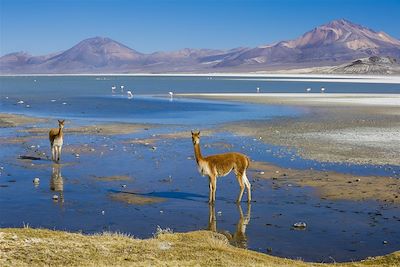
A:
[191,131,251,203]
[49,120,65,162]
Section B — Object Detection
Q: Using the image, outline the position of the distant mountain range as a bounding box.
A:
[1,19,400,74]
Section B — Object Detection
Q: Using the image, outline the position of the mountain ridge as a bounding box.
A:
[1,19,399,74]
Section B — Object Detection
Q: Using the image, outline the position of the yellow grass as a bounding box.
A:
[0,228,399,267]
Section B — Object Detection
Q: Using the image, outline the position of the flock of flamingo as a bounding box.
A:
[111,85,174,100]
[110,84,326,99]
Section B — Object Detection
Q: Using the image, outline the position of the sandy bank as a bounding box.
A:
[21,123,153,136]
[94,175,133,182]
[109,191,165,205]
[250,161,400,204]
[0,113,47,127]
[124,130,214,146]
[179,93,400,107]
[1,228,399,267]
[223,115,400,166]
[181,94,400,165]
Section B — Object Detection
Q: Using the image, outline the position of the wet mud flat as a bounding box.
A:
[186,93,400,166]
[0,114,399,263]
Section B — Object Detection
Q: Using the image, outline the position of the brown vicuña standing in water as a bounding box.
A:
[49,120,65,162]
[191,131,251,203]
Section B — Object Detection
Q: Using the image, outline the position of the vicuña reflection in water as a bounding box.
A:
[50,164,64,204]
[208,204,251,249]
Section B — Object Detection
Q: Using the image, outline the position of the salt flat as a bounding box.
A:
[180,93,400,106]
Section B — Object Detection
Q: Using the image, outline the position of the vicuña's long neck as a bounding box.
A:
[194,143,203,164]
[57,127,63,137]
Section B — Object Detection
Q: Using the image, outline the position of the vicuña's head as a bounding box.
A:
[191,130,201,145]
[58,120,65,129]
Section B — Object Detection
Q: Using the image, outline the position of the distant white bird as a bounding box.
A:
[306,87,311,93]
[321,87,325,93]
[169,91,174,100]
[17,100,24,104]
[120,85,124,92]
[256,87,260,93]
[111,86,116,93]
[127,90,133,99]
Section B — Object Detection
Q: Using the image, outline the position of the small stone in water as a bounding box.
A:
[293,222,307,229]
[383,240,388,244]
[121,184,127,188]
[259,171,265,175]
[52,195,59,201]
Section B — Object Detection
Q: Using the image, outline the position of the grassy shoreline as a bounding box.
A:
[1,227,399,267]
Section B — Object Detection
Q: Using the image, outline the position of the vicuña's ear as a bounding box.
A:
[61,120,65,123]
[58,120,61,123]
[198,131,201,135]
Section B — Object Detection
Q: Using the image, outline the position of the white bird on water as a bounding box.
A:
[111,86,116,93]
[306,87,311,93]
[321,87,325,93]
[256,87,260,93]
[127,91,133,99]
[169,91,174,100]
[120,85,124,92]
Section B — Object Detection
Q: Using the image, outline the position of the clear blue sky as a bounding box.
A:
[1,0,399,56]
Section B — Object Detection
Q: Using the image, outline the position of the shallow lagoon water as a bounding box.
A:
[0,76,400,263]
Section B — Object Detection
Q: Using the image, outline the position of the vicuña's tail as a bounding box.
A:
[245,156,250,169]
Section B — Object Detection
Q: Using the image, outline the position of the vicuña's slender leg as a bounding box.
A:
[55,146,59,162]
[51,145,55,161]
[208,177,213,203]
[212,177,217,203]
[236,172,245,203]
[58,146,62,162]
[243,171,251,202]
